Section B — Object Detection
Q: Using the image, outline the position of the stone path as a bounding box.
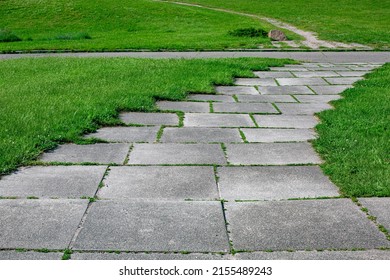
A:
[1,62,390,260]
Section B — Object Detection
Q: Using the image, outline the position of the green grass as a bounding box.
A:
[0,0,292,52]
[314,64,390,197]
[170,0,390,48]
[0,57,292,174]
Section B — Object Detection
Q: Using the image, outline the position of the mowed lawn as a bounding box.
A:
[170,0,390,48]
[0,0,289,52]
[0,57,292,174]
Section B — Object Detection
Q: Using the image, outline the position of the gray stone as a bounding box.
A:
[292,71,339,77]
[234,250,390,260]
[187,94,235,102]
[72,252,228,260]
[294,95,342,103]
[84,126,159,143]
[236,94,296,103]
[161,127,242,143]
[218,166,339,200]
[39,143,130,164]
[99,166,218,200]
[268,30,287,41]
[241,128,316,142]
[120,112,178,126]
[226,143,322,165]
[73,201,229,252]
[310,85,351,95]
[253,71,294,78]
[128,143,226,165]
[225,199,390,251]
[0,166,106,199]
[215,86,258,95]
[184,113,255,127]
[0,251,62,260]
[325,77,363,85]
[0,199,88,249]
[359,198,390,230]
[257,86,314,95]
[270,67,308,72]
[234,78,278,86]
[336,71,369,77]
[213,103,278,113]
[157,101,210,113]
[277,78,328,86]
[276,103,332,115]
[254,115,319,128]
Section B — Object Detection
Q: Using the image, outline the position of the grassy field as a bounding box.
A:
[0,0,296,52]
[314,64,390,197]
[169,0,390,48]
[0,57,292,174]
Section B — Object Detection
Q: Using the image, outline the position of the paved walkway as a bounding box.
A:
[1,62,390,260]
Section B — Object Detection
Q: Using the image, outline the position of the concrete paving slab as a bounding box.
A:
[294,95,341,103]
[257,86,314,95]
[234,78,278,86]
[161,127,242,143]
[73,201,230,252]
[310,85,351,95]
[359,198,390,230]
[236,95,296,103]
[241,128,316,142]
[270,67,308,71]
[336,71,369,77]
[39,143,130,164]
[225,199,390,251]
[0,199,88,249]
[157,101,210,113]
[187,94,235,102]
[254,115,319,128]
[213,103,278,113]
[0,251,62,260]
[128,143,226,165]
[234,250,390,260]
[253,71,294,78]
[99,166,218,200]
[120,112,178,126]
[218,166,339,200]
[276,103,332,115]
[84,126,159,143]
[277,78,328,86]
[0,166,106,199]
[184,113,255,127]
[292,71,339,77]
[215,86,258,95]
[71,252,228,260]
[325,77,363,85]
[226,143,322,165]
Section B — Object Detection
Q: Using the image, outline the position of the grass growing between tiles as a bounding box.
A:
[313,64,390,197]
[0,57,293,174]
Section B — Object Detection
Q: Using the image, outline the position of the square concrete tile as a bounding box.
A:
[276,103,332,115]
[294,95,342,103]
[120,112,179,126]
[218,166,339,200]
[161,127,242,143]
[157,101,210,113]
[253,71,294,78]
[84,126,159,143]
[225,199,390,251]
[310,85,351,95]
[128,143,226,165]
[71,252,228,260]
[0,251,62,260]
[99,166,218,200]
[0,199,88,249]
[359,198,390,230]
[73,201,230,252]
[277,78,328,86]
[39,143,130,164]
[184,113,255,127]
[257,86,314,95]
[226,143,322,165]
[213,103,278,114]
[292,71,339,78]
[241,128,316,142]
[235,78,278,86]
[270,67,308,71]
[215,86,258,95]
[325,77,363,85]
[0,166,106,198]
[336,71,369,77]
[254,115,319,128]
[187,94,235,102]
[236,95,296,103]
